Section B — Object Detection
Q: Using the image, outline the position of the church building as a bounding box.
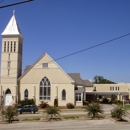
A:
[0,12,93,107]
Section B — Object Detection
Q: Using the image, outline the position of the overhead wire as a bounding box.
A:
[1,33,130,78]
[0,0,34,8]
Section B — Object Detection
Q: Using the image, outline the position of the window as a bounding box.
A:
[4,42,6,52]
[118,87,119,91]
[7,42,9,52]
[39,77,51,100]
[76,93,82,101]
[8,69,10,75]
[42,63,48,68]
[8,54,10,60]
[11,42,12,52]
[14,41,16,52]
[7,61,11,68]
[115,87,117,90]
[62,89,66,100]
[24,89,28,100]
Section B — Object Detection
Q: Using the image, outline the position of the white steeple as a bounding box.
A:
[1,10,23,37]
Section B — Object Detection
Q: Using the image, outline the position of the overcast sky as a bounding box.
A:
[0,0,130,83]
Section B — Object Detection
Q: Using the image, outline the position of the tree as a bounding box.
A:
[93,75,115,84]
[85,103,104,119]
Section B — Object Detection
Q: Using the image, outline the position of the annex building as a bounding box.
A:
[0,12,130,107]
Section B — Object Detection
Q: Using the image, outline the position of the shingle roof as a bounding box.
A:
[68,73,93,87]
[24,65,31,73]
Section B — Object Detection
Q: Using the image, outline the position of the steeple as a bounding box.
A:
[1,10,23,38]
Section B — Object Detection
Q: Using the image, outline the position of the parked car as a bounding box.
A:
[17,105,38,114]
[124,99,130,104]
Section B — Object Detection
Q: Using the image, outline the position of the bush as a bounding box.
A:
[18,99,35,107]
[111,107,126,120]
[2,105,18,123]
[66,103,75,109]
[39,101,49,108]
[43,106,60,120]
[83,100,89,106]
[85,103,104,119]
[54,99,58,107]
[101,98,109,104]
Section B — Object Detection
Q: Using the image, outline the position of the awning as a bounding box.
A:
[86,91,129,95]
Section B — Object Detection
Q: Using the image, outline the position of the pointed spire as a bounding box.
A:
[1,10,23,38]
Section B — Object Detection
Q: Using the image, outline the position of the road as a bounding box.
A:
[0,119,130,130]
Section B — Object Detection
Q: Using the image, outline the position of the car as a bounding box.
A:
[124,99,130,104]
[17,105,38,114]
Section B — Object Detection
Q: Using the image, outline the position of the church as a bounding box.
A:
[1,12,130,107]
[0,11,93,107]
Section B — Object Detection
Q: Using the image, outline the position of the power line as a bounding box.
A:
[1,33,130,78]
[0,0,34,8]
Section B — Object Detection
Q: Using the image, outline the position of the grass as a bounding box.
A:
[117,104,130,110]
[22,118,40,121]
[64,116,79,119]
[121,105,130,110]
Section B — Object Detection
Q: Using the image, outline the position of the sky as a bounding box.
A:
[0,0,130,83]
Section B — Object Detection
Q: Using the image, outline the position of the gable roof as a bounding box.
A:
[19,52,74,82]
[68,73,93,87]
[1,11,23,38]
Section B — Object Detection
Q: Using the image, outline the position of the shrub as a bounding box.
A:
[54,99,58,107]
[66,103,75,109]
[111,107,126,120]
[83,100,89,106]
[2,105,18,123]
[18,99,35,107]
[39,101,49,108]
[43,106,60,120]
[85,103,104,119]
[101,98,109,104]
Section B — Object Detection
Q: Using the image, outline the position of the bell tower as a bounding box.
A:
[0,11,23,104]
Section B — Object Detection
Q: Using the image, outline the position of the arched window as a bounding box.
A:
[62,89,66,100]
[24,89,28,100]
[39,77,51,100]
[5,89,11,94]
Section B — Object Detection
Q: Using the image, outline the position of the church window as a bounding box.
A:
[76,93,82,101]
[14,41,16,52]
[11,42,12,52]
[4,42,6,52]
[62,89,66,100]
[24,89,28,100]
[39,77,51,100]
[8,69,10,75]
[8,54,10,60]
[7,61,11,68]
[7,42,9,52]
[42,63,48,68]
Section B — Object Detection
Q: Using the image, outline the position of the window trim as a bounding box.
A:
[76,93,82,102]
[62,89,66,100]
[24,89,28,100]
[39,77,51,100]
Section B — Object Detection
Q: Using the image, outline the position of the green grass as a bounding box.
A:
[118,104,130,110]
[22,118,40,121]
[64,116,79,119]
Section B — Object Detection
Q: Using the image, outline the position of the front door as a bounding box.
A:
[5,89,12,106]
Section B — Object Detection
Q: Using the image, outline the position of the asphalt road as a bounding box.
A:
[0,119,130,130]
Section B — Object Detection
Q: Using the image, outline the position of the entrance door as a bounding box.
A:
[5,89,12,106]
